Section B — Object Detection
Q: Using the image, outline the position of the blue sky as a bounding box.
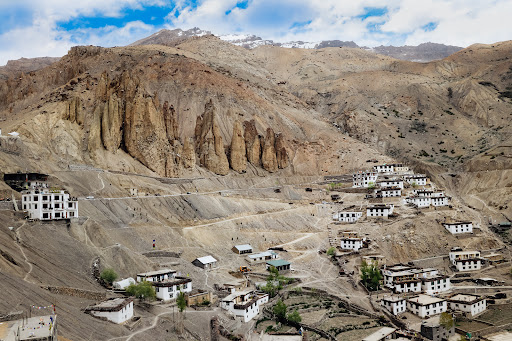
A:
[0,0,511,65]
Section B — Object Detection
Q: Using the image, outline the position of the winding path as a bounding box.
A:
[13,221,35,283]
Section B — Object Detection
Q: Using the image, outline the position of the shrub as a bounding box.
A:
[126,281,156,301]
[100,268,118,285]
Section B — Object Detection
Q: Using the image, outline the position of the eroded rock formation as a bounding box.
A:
[243,120,261,166]
[229,120,247,173]
[261,127,278,172]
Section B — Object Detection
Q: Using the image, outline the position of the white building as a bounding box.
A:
[421,275,451,295]
[22,189,78,220]
[374,188,401,198]
[367,204,394,218]
[232,244,253,254]
[85,298,133,324]
[341,237,364,251]
[415,190,445,198]
[381,296,407,315]
[362,327,397,341]
[378,179,404,189]
[449,250,482,272]
[220,290,268,322]
[448,294,486,316]
[443,222,473,234]
[405,196,431,208]
[373,164,394,174]
[392,164,410,174]
[353,171,379,188]
[431,196,449,207]
[136,269,176,283]
[408,295,447,318]
[405,175,429,186]
[154,277,192,302]
[333,211,363,223]
[113,277,135,290]
[247,251,278,263]
[383,265,441,294]
[192,255,218,270]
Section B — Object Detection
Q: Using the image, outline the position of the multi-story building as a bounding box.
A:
[353,171,379,188]
[449,250,482,271]
[383,265,442,294]
[22,189,78,220]
[220,290,268,322]
[374,187,401,198]
[448,294,486,316]
[421,275,451,295]
[408,295,447,318]
[378,179,404,189]
[443,222,473,234]
[405,196,431,208]
[373,164,394,174]
[340,231,365,251]
[153,277,193,301]
[431,196,449,207]
[367,204,394,218]
[404,175,429,186]
[381,296,407,315]
[333,211,363,223]
[136,269,177,283]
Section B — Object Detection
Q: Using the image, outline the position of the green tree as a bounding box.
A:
[439,312,454,330]
[327,247,336,257]
[287,310,302,323]
[176,291,187,312]
[100,268,118,285]
[360,260,382,291]
[368,182,375,189]
[273,299,287,321]
[126,281,156,300]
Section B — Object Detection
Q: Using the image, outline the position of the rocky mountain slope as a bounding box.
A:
[131,28,462,62]
[0,57,60,80]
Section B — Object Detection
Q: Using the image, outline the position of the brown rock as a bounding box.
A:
[275,133,289,169]
[163,101,179,142]
[229,120,247,173]
[196,100,229,175]
[182,137,196,169]
[101,93,123,152]
[243,120,261,166]
[262,127,278,172]
[64,96,81,124]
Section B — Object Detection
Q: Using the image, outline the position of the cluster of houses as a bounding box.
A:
[380,264,487,319]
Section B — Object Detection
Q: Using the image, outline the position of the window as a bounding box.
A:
[23,205,27,209]
[43,213,49,219]
[55,213,60,218]
[42,195,48,201]
[34,204,37,209]
[68,202,73,208]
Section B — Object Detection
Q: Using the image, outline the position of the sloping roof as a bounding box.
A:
[266,259,291,267]
[233,244,253,252]
[195,255,217,264]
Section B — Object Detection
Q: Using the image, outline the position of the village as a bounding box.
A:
[0,161,511,341]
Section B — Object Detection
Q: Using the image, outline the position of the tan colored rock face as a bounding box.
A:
[182,137,196,169]
[262,127,278,172]
[275,133,289,169]
[163,101,179,142]
[229,120,247,173]
[243,120,261,166]
[101,93,123,152]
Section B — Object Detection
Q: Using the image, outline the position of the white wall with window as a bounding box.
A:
[22,189,78,220]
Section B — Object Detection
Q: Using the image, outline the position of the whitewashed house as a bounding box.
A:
[405,175,429,186]
[362,327,397,341]
[381,296,407,315]
[232,244,253,254]
[431,196,449,207]
[367,204,394,218]
[22,189,78,220]
[85,298,133,324]
[443,222,473,234]
[415,190,445,198]
[247,251,278,263]
[392,164,410,174]
[374,187,401,198]
[378,179,404,189]
[333,211,363,223]
[339,231,365,251]
[136,269,176,283]
[449,250,482,271]
[383,265,441,294]
[353,171,379,188]
[405,196,431,208]
[421,275,451,295]
[373,164,394,174]
[220,290,268,322]
[153,277,192,301]
[407,295,447,318]
[448,294,486,316]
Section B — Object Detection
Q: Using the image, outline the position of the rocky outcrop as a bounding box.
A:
[64,96,82,124]
[163,101,179,142]
[261,128,278,172]
[101,93,123,152]
[195,100,229,175]
[275,133,289,169]
[182,137,196,169]
[243,120,261,166]
[229,120,247,173]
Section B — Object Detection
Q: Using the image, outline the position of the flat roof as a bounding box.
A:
[382,295,405,302]
[195,255,217,264]
[233,244,253,251]
[137,269,176,277]
[408,295,445,306]
[86,298,132,312]
[450,250,480,255]
[222,290,254,302]
[1,315,56,341]
[444,221,472,225]
[449,294,483,304]
[362,327,396,341]
[248,251,277,259]
[266,259,291,267]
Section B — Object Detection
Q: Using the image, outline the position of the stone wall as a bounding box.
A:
[42,285,106,301]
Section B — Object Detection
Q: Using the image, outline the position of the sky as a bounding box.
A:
[0,0,511,65]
